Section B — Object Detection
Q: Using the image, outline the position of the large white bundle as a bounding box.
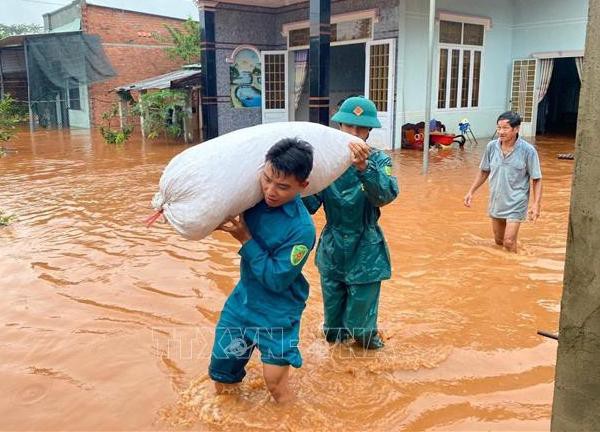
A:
[151,121,356,240]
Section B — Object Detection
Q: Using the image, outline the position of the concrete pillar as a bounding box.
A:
[117,92,129,129]
[551,0,600,429]
[139,89,146,139]
[308,0,330,126]
[23,40,35,132]
[198,1,218,140]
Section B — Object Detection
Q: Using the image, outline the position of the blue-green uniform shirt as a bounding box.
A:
[222,195,316,328]
[303,150,399,284]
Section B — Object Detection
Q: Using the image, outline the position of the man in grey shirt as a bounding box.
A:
[464,111,543,253]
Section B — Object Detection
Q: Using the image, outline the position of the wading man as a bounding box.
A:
[464,111,542,253]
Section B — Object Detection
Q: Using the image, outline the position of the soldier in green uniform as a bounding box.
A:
[303,96,399,349]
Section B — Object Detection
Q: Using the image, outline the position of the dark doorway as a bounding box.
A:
[294,43,365,122]
[329,43,366,114]
[536,57,581,136]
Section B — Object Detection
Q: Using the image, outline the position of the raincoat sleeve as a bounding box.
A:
[238,224,315,293]
[357,152,399,207]
[301,192,323,214]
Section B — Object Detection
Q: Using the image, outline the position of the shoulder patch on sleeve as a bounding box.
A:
[290,244,309,266]
[384,165,392,176]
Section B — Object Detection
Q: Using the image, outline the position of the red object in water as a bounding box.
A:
[430,134,456,145]
[144,209,164,227]
[412,133,424,150]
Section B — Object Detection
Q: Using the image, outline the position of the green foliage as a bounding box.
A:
[9,101,30,123]
[0,95,19,142]
[0,210,15,226]
[153,18,200,64]
[134,90,186,140]
[0,23,43,39]
[100,104,133,145]
[100,126,133,145]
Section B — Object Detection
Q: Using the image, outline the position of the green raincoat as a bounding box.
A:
[303,150,399,284]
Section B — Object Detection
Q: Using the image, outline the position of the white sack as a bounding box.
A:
[151,121,357,240]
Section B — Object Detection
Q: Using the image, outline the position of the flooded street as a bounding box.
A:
[0,129,573,431]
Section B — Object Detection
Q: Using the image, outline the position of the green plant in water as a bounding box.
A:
[0,94,19,143]
[0,210,15,226]
[101,127,133,144]
[100,104,133,145]
[134,89,186,140]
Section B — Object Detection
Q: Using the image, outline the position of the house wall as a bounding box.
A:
[400,0,588,139]
[83,4,188,127]
[213,0,400,135]
[213,3,280,135]
[44,1,82,31]
[274,0,400,41]
[399,0,514,138]
[273,0,516,141]
[211,0,588,141]
[512,0,588,58]
[290,0,399,122]
[511,0,587,138]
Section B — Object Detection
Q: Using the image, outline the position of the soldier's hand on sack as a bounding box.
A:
[216,214,251,244]
[349,141,371,171]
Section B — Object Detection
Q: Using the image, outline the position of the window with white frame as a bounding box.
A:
[437,19,485,109]
[283,10,377,50]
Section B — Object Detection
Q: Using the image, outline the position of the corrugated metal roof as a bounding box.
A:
[114,66,201,92]
[0,31,82,48]
[0,35,25,48]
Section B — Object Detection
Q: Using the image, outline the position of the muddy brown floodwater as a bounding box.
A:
[0,129,574,431]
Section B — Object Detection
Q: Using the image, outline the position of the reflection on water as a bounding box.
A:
[0,129,573,430]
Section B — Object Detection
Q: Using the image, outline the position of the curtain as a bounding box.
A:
[537,58,554,104]
[575,56,584,81]
[293,50,308,110]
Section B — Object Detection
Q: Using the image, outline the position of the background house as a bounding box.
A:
[40,0,198,128]
[0,31,115,130]
[114,64,202,143]
[195,0,588,149]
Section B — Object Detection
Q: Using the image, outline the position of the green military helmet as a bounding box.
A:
[331,96,382,129]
